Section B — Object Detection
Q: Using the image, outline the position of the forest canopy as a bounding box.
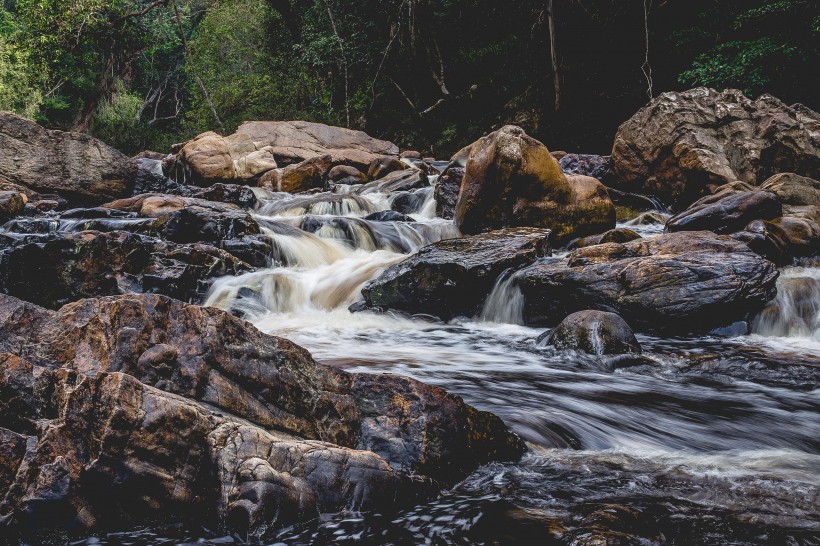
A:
[1,0,817,156]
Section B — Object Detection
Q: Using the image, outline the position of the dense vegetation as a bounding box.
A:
[1,0,817,155]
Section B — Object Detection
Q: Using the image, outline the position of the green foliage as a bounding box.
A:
[0,25,42,117]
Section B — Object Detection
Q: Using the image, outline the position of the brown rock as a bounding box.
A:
[176,132,277,185]
[612,88,820,209]
[327,164,367,183]
[0,112,135,205]
[666,189,782,234]
[772,216,820,257]
[259,154,332,193]
[400,150,423,159]
[0,191,24,222]
[368,156,406,180]
[760,173,820,223]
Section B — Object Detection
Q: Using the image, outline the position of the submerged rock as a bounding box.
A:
[0,293,524,539]
[612,88,820,209]
[454,126,615,244]
[360,227,551,320]
[515,231,778,333]
[538,310,642,355]
[0,112,135,206]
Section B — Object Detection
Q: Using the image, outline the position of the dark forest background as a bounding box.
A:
[1,0,817,156]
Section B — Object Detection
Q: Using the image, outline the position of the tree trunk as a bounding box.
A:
[547,0,560,112]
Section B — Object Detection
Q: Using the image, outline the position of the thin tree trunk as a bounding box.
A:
[547,0,560,112]
[323,0,350,127]
[171,0,224,132]
[73,53,115,132]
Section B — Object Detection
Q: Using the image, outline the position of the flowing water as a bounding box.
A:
[7,172,819,545]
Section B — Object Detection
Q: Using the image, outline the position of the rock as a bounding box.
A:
[132,160,258,208]
[559,154,614,185]
[538,310,642,355]
[0,230,252,308]
[235,120,399,169]
[454,126,615,244]
[184,183,257,209]
[435,166,464,220]
[327,164,366,183]
[390,191,425,214]
[605,187,665,219]
[174,131,278,185]
[360,228,551,320]
[573,228,641,248]
[730,219,792,265]
[611,88,820,210]
[515,231,778,333]
[551,150,568,161]
[0,191,25,223]
[400,150,423,160]
[364,211,414,222]
[0,112,135,205]
[368,156,406,180]
[0,293,523,538]
[771,217,820,257]
[258,154,332,193]
[357,168,428,195]
[667,190,782,234]
[760,173,820,223]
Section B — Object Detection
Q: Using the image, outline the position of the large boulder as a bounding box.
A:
[539,310,642,355]
[173,131,278,185]
[760,173,820,223]
[0,293,523,539]
[454,126,615,244]
[235,120,399,169]
[258,154,333,193]
[360,228,551,320]
[612,88,820,210]
[0,112,135,205]
[666,189,782,234]
[0,230,252,308]
[514,231,778,333]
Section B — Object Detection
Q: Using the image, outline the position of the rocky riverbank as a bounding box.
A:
[1,86,819,543]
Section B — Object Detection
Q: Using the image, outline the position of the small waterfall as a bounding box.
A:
[258,224,353,268]
[751,267,820,341]
[479,269,526,325]
[255,193,380,217]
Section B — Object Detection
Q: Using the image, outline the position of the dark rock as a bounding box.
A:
[771,217,820,257]
[364,211,414,222]
[357,168,428,194]
[612,88,820,209]
[516,231,778,333]
[435,166,464,220]
[730,219,792,265]
[538,310,642,355]
[0,191,25,223]
[327,165,367,183]
[391,191,425,214]
[258,154,332,193]
[0,230,252,308]
[368,157,407,180]
[454,126,615,244]
[760,173,820,223]
[0,112,135,206]
[573,228,641,248]
[559,154,614,185]
[667,190,782,234]
[361,228,551,320]
[184,183,257,209]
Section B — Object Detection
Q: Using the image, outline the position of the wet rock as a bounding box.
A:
[0,293,523,538]
[0,230,252,308]
[624,211,670,227]
[730,219,792,265]
[573,228,641,248]
[771,216,820,257]
[364,211,414,222]
[235,120,399,169]
[559,154,614,185]
[327,164,366,183]
[605,187,665,219]
[391,191,425,214]
[367,156,406,180]
[361,227,551,320]
[760,173,820,223]
[183,183,257,208]
[0,112,135,205]
[612,88,820,209]
[357,168,428,194]
[258,154,332,193]
[0,191,25,223]
[516,231,778,333]
[667,190,782,234]
[435,166,464,219]
[538,310,642,355]
[454,126,615,244]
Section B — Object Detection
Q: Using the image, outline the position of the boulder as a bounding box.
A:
[515,231,778,333]
[258,154,332,193]
[367,156,407,180]
[538,310,642,355]
[174,131,278,185]
[235,120,399,169]
[612,88,820,209]
[0,230,252,308]
[771,217,820,258]
[357,168,428,195]
[400,150,423,160]
[760,173,820,223]
[730,219,792,265]
[327,164,367,184]
[0,293,524,538]
[360,228,551,320]
[454,126,615,244]
[666,190,782,234]
[435,166,464,219]
[0,112,135,205]
[559,154,615,185]
[573,228,641,248]
[0,191,25,223]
